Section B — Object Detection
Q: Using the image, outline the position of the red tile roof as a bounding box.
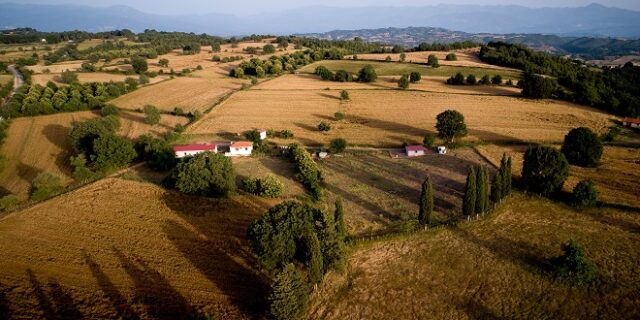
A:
[230,141,253,148]
[623,117,640,124]
[173,144,216,152]
[405,145,428,152]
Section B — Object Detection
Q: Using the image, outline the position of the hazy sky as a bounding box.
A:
[12,0,640,15]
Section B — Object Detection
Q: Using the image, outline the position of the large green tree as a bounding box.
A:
[435,110,467,143]
[267,264,308,320]
[357,65,377,83]
[131,56,148,74]
[463,166,476,216]
[173,152,236,197]
[561,127,603,167]
[522,145,569,196]
[91,134,137,172]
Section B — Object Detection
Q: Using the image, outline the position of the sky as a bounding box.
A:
[11,0,640,16]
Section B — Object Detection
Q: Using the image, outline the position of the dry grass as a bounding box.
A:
[0,111,187,199]
[27,61,86,74]
[0,177,279,319]
[31,72,169,86]
[254,73,521,95]
[309,192,640,319]
[0,74,13,84]
[346,49,517,70]
[476,144,640,208]
[111,75,250,113]
[188,89,612,147]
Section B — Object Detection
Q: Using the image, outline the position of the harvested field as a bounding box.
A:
[345,50,517,70]
[111,75,250,113]
[254,73,521,95]
[27,61,86,74]
[476,144,640,208]
[0,74,13,84]
[310,193,640,319]
[0,111,187,199]
[0,177,279,319]
[188,89,612,147]
[299,60,522,79]
[31,72,169,86]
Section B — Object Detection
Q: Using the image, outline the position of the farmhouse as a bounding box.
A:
[173,141,253,158]
[405,145,428,157]
[173,143,217,158]
[622,117,640,128]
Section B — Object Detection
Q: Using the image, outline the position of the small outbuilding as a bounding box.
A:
[405,145,428,157]
[226,141,253,157]
[258,129,268,140]
[437,146,447,154]
[622,117,640,128]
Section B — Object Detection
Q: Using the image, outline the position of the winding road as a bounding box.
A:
[8,64,24,93]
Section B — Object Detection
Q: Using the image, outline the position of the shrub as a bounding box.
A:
[91,134,137,172]
[315,65,334,81]
[100,104,119,117]
[280,130,294,139]
[447,73,465,85]
[427,54,439,67]
[138,74,150,85]
[479,75,491,85]
[318,121,331,132]
[561,127,603,167]
[173,152,236,197]
[251,78,259,85]
[0,195,19,211]
[334,112,345,121]
[60,70,78,84]
[329,138,347,153]
[143,104,161,125]
[446,53,457,61]
[409,71,421,83]
[131,56,148,74]
[491,74,503,85]
[263,44,276,54]
[521,145,569,196]
[600,126,620,142]
[399,53,406,62]
[466,74,477,85]
[212,55,221,62]
[340,90,350,101]
[357,65,377,83]
[242,177,259,194]
[572,179,598,208]
[423,133,435,147]
[398,74,410,90]
[553,240,597,286]
[173,107,185,116]
[125,77,138,90]
[70,154,94,182]
[334,70,352,82]
[244,175,285,198]
[158,58,169,67]
[385,56,392,62]
[288,144,324,200]
[30,172,64,201]
[506,79,514,86]
[435,110,467,143]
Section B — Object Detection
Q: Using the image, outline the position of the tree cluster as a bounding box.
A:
[171,152,236,197]
[288,144,324,200]
[521,145,569,196]
[243,175,285,198]
[490,154,513,204]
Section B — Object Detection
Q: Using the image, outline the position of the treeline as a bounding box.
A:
[230,49,339,78]
[1,80,137,118]
[415,41,479,52]
[480,42,640,117]
[288,144,324,200]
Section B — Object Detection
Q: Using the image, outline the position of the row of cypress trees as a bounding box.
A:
[463,153,512,217]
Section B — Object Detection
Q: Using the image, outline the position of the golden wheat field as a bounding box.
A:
[0,177,279,319]
[346,49,517,70]
[31,72,169,86]
[309,193,640,319]
[187,89,612,146]
[27,61,86,74]
[476,144,640,208]
[0,111,187,199]
[110,75,250,113]
[254,73,522,95]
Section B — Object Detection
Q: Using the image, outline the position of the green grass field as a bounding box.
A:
[299,60,522,79]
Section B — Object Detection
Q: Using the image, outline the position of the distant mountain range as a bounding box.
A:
[301,27,640,58]
[1,2,640,38]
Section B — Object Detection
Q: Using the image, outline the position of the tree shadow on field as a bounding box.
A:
[323,114,427,138]
[26,269,83,320]
[112,247,192,319]
[16,162,40,186]
[316,92,341,100]
[451,228,552,274]
[120,111,173,131]
[160,191,270,317]
[457,298,506,320]
[82,251,139,319]
[467,128,525,144]
[0,284,10,319]
[41,124,69,150]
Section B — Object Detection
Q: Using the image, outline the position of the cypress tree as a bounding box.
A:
[506,155,513,195]
[334,198,347,240]
[268,264,308,320]
[463,166,476,216]
[483,167,491,212]
[475,166,487,214]
[490,170,503,204]
[418,175,434,228]
[304,232,324,285]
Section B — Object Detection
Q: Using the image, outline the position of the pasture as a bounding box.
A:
[309,192,640,319]
[187,89,612,147]
[299,60,522,79]
[0,111,188,199]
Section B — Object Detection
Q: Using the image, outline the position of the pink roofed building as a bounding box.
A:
[405,145,428,157]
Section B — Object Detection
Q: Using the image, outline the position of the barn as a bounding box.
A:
[173,144,217,158]
[405,145,428,157]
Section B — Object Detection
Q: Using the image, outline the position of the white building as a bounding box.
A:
[173,144,217,158]
[259,129,268,140]
[405,145,428,157]
[622,117,640,128]
[225,141,253,157]
[437,146,447,154]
